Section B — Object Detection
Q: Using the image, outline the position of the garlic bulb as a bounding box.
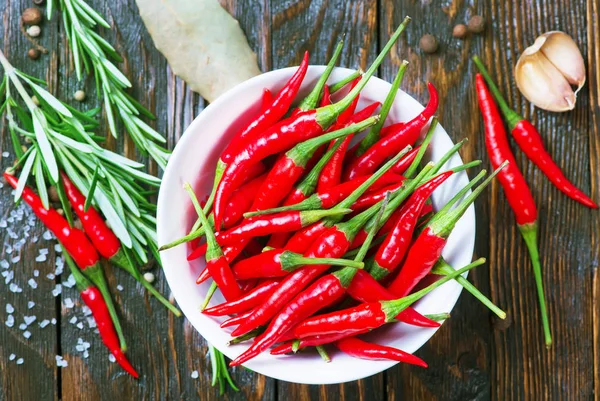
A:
[514,31,585,112]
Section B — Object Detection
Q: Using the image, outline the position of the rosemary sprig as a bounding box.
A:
[48,0,170,169]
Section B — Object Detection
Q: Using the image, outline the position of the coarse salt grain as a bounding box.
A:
[9,354,16,361]
[42,231,53,240]
[191,371,199,379]
[76,322,84,329]
[9,283,22,293]
[51,284,62,296]
[2,151,9,157]
[108,354,116,363]
[24,316,36,325]
[83,351,89,359]
[35,254,47,263]
[39,248,48,255]
[0,260,9,269]
[64,298,74,308]
[54,244,62,253]
[4,270,14,284]
[82,306,92,316]
[39,319,50,328]
[87,317,96,328]
[16,358,24,365]
[62,274,76,288]
[28,301,35,309]
[28,278,38,289]
[33,269,39,277]
[5,315,14,327]
[55,355,68,367]
[51,318,56,325]
[47,273,55,280]
[23,331,31,339]
[11,256,20,263]
[116,284,124,292]
[6,303,14,314]
[19,323,27,331]
[69,316,77,324]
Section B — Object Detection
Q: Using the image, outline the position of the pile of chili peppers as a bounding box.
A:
[161,19,509,370]
[472,56,598,348]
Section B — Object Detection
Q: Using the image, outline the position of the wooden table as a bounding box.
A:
[1,0,598,399]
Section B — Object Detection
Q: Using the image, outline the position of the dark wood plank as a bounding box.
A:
[269,0,382,399]
[0,1,60,400]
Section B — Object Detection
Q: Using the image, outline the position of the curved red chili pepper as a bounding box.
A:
[270,330,371,354]
[335,337,427,367]
[343,82,439,181]
[474,72,552,346]
[473,56,597,209]
[203,279,282,316]
[213,19,411,228]
[260,88,273,112]
[220,309,254,328]
[319,85,331,107]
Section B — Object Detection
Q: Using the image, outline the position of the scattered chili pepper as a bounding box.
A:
[355,61,409,156]
[473,56,597,209]
[203,52,310,213]
[387,164,506,298]
[62,249,138,377]
[184,183,242,301]
[203,279,282,316]
[213,18,411,228]
[4,172,127,350]
[61,173,180,316]
[232,249,363,280]
[336,337,427,367]
[288,259,485,340]
[474,72,552,346]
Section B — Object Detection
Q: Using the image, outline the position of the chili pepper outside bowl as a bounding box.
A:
[157,66,476,385]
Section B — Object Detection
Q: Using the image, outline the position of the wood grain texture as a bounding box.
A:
[1,0,599,399]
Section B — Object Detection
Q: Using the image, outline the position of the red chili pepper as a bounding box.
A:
[203,52,310,213]
[354,61,409,156]
[221,309,254,328]
[232,249,363,280]
[250,117,379,211]
[212,19,411,228]
[319,85,331,107]
[369,171,453,280]
[335,337,427,367]
[184,184,242,301]
[260,88,273,112]
[289,259,483,339]
[387,165,505,298]
[317,101,382,192]
[270,330,371,355]
[473,56,597,209]
[344,82,439,181]
[347,270,440,328]
[62,251,138,377]
[474,73,552,346]
[390,146,420,175]
[4,173,127,350]
[350,182,404,212]
[331,77,362,126]
[61,173,181,316]
[203,279,282,316]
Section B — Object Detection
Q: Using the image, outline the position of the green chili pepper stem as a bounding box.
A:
[316,16,412,128]
[329,70,362,94]
[298,39,344,111]
[472,56,522,130]
[61,244,92,292]
[281,251,364,270]
[290,117,379,167]
[434,170,486,218]
[357,61,409,155]
[194,160,226,231]
[300,207,353,225]
[431,258,506,319]
[519,223,552,347]
[425,138,467,178]
[243,196,320,217]
[316,345,331,363]
[381,258,486,320]
[424,313,451,322]
[201,282,218,311]
[184,182,222,260]
[430,161,508,238]
[404,117,438,179]
[159,215,210,251]
[343,235,386,259]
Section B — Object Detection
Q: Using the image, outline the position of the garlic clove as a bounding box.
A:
[515,50,576,112]
[538,31,586,91]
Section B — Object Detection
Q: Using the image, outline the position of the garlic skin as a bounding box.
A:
[515,31,586,112]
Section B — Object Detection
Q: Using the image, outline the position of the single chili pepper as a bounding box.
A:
[475,73,551,346]
[390,146,420,175]
[294,40,343,114]
[319,85,331,107]
[369,171,453,280]
[344,82,439,181]
[350,182,404,212]
[61,173,181,316]
[229,194,387,366]
[221,309,254,328]
[188,161,267,234]
[4,173,127,350]
[354,61,409,156]
[430,258,506,319]
[184,183,242,301]
[331,77,362,127]
[229,161,428,338]
[251,117,379,211]
[189,208,351,255]
[194,240,251,282]
[62,249,138,378]
[203,279,282,316]
[473,56,597,209]
[317,101,382,192]
[270,330,371,355]
[335,337,427,367]
[203,52,310,214]
[288,258,485,339]
[261,88,272,112]
[232,249,364,280]
[402,117,438,179]
[213,18,411,228]
[387,164,506,298]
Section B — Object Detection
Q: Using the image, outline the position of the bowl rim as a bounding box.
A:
[157,65,476,384]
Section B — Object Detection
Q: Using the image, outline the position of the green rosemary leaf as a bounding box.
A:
[50,129,94,153]
[103,94,118,137]
[132,115,166,143]
[73,0,111,29]
[55,171,74,226]
[8,124,25,160]
[84,164,99,212]
[25,80,73,118]
[101,59,131,88]
[126,219,148,246]
[14,148,37,202]
[121,91,155,120]
[131,236,148,263]
[71,26,83,81]
[32,112,59,182]
[13,70,47,86]
[34,154,50,209]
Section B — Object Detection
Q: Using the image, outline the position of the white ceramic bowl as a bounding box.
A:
[157,66,476,385]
